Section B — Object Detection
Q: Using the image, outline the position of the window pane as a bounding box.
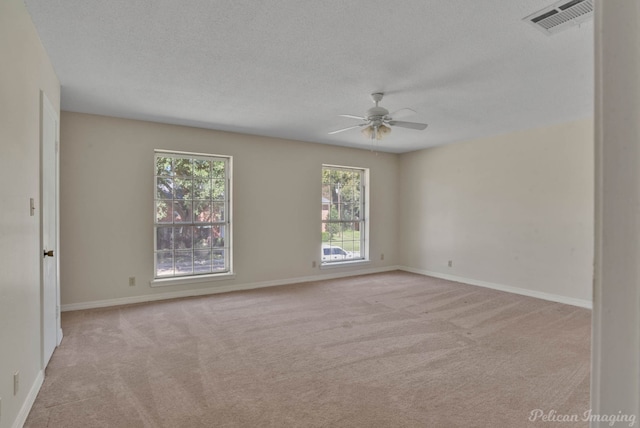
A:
[341,203,354,220]
[212,225,225,247]
[212,161,225,178]
[212,249,225,271]
[174,178,192,200]
[156,227,173,250]
[194,201,213,223]
[353,190,362,210]
[156,201,173,223]
[194,226,212,248]
[174,226,193,250]
[322,185,331,200]
[212,201,225,222]
[156,251,174,276]
[194,250,212,273]
[156,177,173,199]
[321,223,331,243]
[174,158,193,177]
[322,170,331,185]
[212,179,225,200]
[173,200,192,223]
[156,157,173,176]
[351,173,361,188]
[193,179,211,200]
[193,160,211,178]
[343,185,356,204]
[175,251,193,275]
[328,206,340,220]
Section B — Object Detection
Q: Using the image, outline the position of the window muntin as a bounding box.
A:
[154,151,231,278]
[321,165,366,264]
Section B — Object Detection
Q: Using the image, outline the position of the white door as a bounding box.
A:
[41,92,60,368]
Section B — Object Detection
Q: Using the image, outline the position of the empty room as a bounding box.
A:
[1,0,639,427]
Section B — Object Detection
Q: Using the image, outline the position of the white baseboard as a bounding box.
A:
[61,265,402,312]
[399,266,593,309]
[12,370,44,428]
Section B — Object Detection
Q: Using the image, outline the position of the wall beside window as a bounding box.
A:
[399,118,594,303]
[59,112,400,306]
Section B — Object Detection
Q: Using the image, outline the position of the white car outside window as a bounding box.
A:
[322,246,354,261]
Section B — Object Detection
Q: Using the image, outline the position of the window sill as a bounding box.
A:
[150,272,236,287]
[320,260,370,270]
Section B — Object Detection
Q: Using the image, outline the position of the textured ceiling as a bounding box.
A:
[24,0,593,153]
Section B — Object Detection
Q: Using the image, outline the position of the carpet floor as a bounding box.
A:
[25,271,591,427]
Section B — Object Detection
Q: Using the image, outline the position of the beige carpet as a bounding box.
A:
[26,271,591,427]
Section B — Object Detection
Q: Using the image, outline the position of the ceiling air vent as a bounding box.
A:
[524,0,593,35]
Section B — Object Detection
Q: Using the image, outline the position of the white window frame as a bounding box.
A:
[151,150,233,286]
[321,164,369,267]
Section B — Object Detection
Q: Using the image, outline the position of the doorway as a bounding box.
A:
[40,91,61,368]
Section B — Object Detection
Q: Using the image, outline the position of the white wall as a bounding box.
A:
[0,1,60,427]
[592,0,640,424]
[59,112,400,307]
[60,113,595,308]
[399,119,594,304]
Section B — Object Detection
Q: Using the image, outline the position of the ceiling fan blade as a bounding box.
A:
[328,124,366,135]
[389,108,416,119]
[339,114,366,120]
[388,120,428,130]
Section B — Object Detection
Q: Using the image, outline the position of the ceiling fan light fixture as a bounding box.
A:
[377,124,391,139]
[362,124,391,140]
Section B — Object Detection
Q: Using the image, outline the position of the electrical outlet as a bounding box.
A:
[312,261,317,268]
[128,277,136,286]
[380,253,384,261]
[13,372,19,395]
[448,260,453,267]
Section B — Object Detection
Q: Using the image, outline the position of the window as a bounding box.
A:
[321,165,367,264]
[154,151,231,278]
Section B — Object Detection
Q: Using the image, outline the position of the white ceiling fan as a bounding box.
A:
[329,93,428,140]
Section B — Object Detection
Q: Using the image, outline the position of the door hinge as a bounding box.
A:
[55,141,59,153]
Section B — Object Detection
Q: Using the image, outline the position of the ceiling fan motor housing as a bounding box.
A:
[366,106,389,123]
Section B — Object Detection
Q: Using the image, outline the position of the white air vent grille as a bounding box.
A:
[524,0,593,35]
